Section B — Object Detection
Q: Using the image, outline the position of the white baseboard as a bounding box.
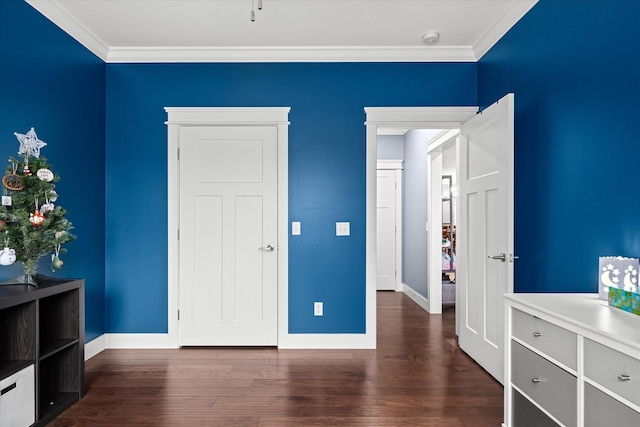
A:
[106,333,179,349]
[402,283,431,312]
[85,332,374,355]
[85,335,106,360]
[278,333,375,349]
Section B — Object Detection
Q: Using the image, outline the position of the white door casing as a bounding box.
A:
[376,162,403,291]
[178,126,278,346]
[165,107,290,349]
[456,93,515,384]
[365,108,478,319]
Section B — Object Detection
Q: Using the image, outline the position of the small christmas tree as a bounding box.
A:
[0,128,75,285]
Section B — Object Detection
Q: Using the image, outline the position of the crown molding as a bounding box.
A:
[27,0,537,64]
[26,0,110,61]
[473,0,538,59]
[106,46,477,63]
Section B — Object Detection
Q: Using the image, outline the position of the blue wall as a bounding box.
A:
[478,0,640,292]
[105,63,476,333]
[0,0,106,340]
[9,0,634,338]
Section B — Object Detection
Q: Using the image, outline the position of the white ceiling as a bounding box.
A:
[26,0,537,63]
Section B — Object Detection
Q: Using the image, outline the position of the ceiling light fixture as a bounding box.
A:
[251,0,264,22]
[422,32,440,44]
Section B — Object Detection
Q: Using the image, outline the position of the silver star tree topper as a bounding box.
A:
[15,127,47,159]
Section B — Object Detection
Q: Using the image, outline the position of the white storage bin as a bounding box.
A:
[0,364,35,427]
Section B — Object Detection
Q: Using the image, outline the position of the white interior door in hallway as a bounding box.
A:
[376,163,402,291]
[457,93,515,384]
[178,126,278,346]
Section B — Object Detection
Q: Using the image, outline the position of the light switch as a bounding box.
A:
[292,221,301,235]
[336,222,350,236]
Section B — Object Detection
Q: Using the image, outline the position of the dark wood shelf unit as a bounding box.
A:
[0,277,84,426]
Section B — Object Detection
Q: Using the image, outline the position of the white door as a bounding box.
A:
[377,169,397,290]
[457,93,514,384]
[178,126,278,346]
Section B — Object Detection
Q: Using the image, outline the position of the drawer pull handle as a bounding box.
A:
[618,374,631,382]
[0,382,16,395]
[532,332,542,337]
[531,378,541,383]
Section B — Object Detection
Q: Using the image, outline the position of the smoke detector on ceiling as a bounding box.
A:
[422,32,440,44]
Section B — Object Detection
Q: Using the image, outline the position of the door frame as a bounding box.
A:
[365,108,477,324]
[166,107,290,348]
[377,160,403,292]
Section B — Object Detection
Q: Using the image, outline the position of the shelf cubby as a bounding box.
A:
[0,278,84,426]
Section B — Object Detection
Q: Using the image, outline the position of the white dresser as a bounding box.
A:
[503,293,640,427]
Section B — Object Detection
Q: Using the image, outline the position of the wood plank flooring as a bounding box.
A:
[50,292,503,426]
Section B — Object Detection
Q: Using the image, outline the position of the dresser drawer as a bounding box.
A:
[512,340,577,427]
[584,338,640,407]
[513,388,560,427]
[512,308,577,370]
[584,383,640,427]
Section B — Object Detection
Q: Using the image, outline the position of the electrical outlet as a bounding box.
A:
[336,222,350,236]
[314,301,323,316]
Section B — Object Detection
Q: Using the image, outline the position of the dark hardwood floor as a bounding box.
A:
[50,292,503,426]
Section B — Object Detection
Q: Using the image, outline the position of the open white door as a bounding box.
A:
[457,93,514,384]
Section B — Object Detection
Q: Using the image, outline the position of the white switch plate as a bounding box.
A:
[336,222,350,236]
[314,301,323,316]
[292,221,301,235]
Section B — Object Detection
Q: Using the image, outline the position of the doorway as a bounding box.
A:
[366,99,514,384]
[366,107,477,327]
[166,107,290,348]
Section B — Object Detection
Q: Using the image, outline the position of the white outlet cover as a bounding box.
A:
[336,222,350,236]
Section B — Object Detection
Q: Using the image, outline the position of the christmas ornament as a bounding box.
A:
[36,168,54,182]
[51,255,63,270]
[51,256,63,270]
[0,219,5,231]
[2,196,12,206]
[50,244,63,271]
[29,210,45,226]
[55,231,66,239]
[23,165,31,176]
[2,161,23,190]
[1,174,23,190]
[40,193,54,213]
[0,247,16,266]
[15,127,46,159]
[48,189,58,202]
[40,203,54,214]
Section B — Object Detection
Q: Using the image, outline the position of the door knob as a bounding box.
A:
[259,245,274,252]
[487,253,506,262]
